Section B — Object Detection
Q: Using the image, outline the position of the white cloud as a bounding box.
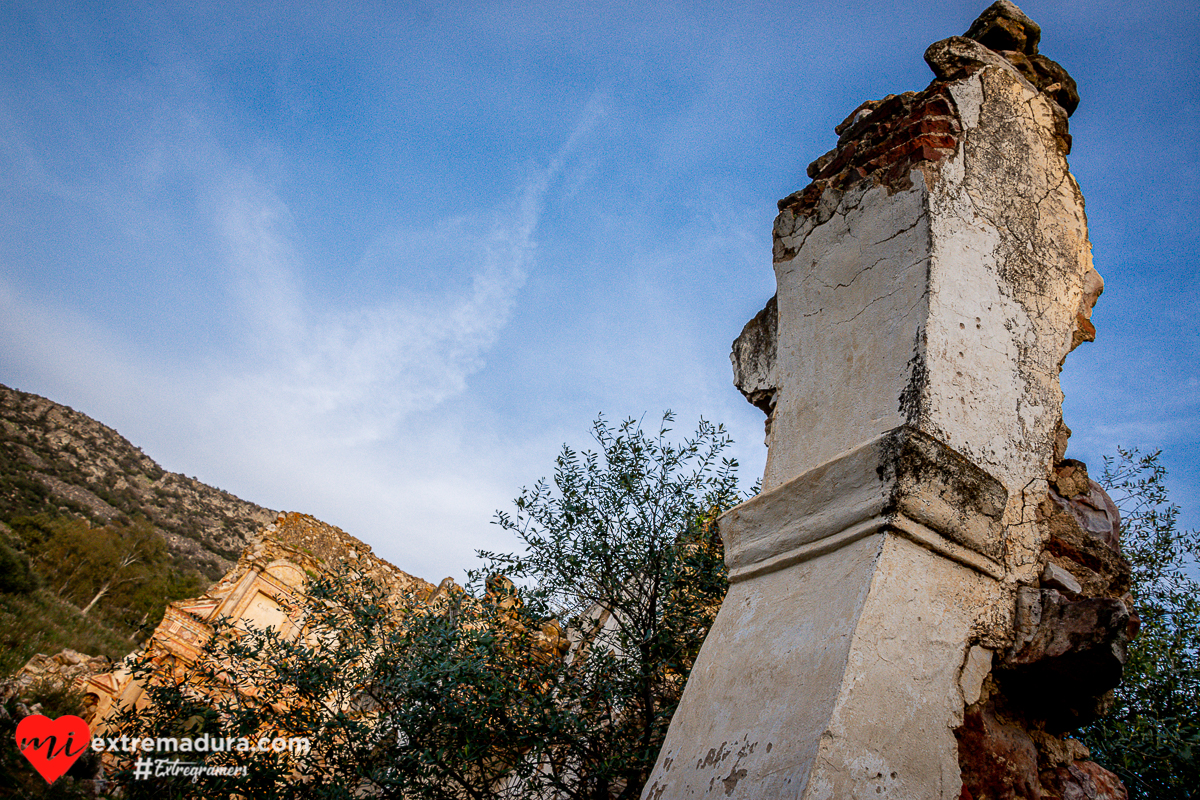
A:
[0,97,615,579]
[204,178,531,448]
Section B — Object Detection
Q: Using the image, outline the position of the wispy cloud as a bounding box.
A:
[0,91,609,578]
[205,175,532,448]
[198,98,610,448]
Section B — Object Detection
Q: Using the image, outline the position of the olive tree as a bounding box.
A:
[479,412,740,798]
[1082,448,1200,798]
[108,413,744,800]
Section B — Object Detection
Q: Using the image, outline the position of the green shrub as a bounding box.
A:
[0,540,37,594]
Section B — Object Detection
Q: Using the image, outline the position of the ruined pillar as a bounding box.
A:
[645,4,1132,798]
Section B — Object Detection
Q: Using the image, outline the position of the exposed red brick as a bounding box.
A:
[778,84,961,220]
[915,96,956,118]
[906,116,959,135]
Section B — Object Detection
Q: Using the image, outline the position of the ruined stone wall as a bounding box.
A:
[79,511,441,730]
[650,4,1132,798]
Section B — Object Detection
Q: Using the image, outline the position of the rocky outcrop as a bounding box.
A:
[0,384,275,577]
[959,0,1078,114]
[957,456,1134,798]
[0,649,112,709]
[924,0,1076,154]
[955,691,1128,800]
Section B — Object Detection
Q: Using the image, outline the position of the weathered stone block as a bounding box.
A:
[723,426,1007,584]
[1002,588,1131,729]
[963,1,1041,55]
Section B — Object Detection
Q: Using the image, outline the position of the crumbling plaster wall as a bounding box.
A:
[655,3,1131,799]
[764,57,1101,561]
[924,65,1101,585]
[748,1,1109,649]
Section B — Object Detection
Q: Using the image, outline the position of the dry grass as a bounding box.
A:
[0,588,134,676]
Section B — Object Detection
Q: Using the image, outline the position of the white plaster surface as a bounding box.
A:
[644,534,885,799]
[765,182,929,492]
[647,530,1003,800]
[804,536,1001,800]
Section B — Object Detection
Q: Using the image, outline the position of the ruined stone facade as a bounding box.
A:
[647,4,1131,798]
[79,511,439,730]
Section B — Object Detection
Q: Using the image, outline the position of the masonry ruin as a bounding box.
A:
[644,3,1132,798]
[79,511,441,729]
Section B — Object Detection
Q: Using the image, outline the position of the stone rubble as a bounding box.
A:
[0,649,112,712]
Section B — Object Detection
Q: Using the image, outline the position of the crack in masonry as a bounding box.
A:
[792,212,856,259]
[777,170,914,263]
[1000,475,1049,572]
[868,210,929,249]
[816,255,891,293]
[818,243,929,295]
[954,126,1074,320]
[957,90,1077,312]
[837,284,930,327]
[789,215,825,257]
[1033,171,1069,209]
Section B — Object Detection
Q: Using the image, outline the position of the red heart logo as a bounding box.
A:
[15,714,91,784]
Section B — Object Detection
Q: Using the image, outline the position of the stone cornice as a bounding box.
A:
[722,426,1007,583]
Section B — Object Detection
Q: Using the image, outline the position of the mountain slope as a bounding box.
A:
[0,384,274,579]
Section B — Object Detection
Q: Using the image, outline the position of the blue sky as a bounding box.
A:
[1,0,1196,581]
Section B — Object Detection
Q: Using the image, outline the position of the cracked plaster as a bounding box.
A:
[647,33,1105,799]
